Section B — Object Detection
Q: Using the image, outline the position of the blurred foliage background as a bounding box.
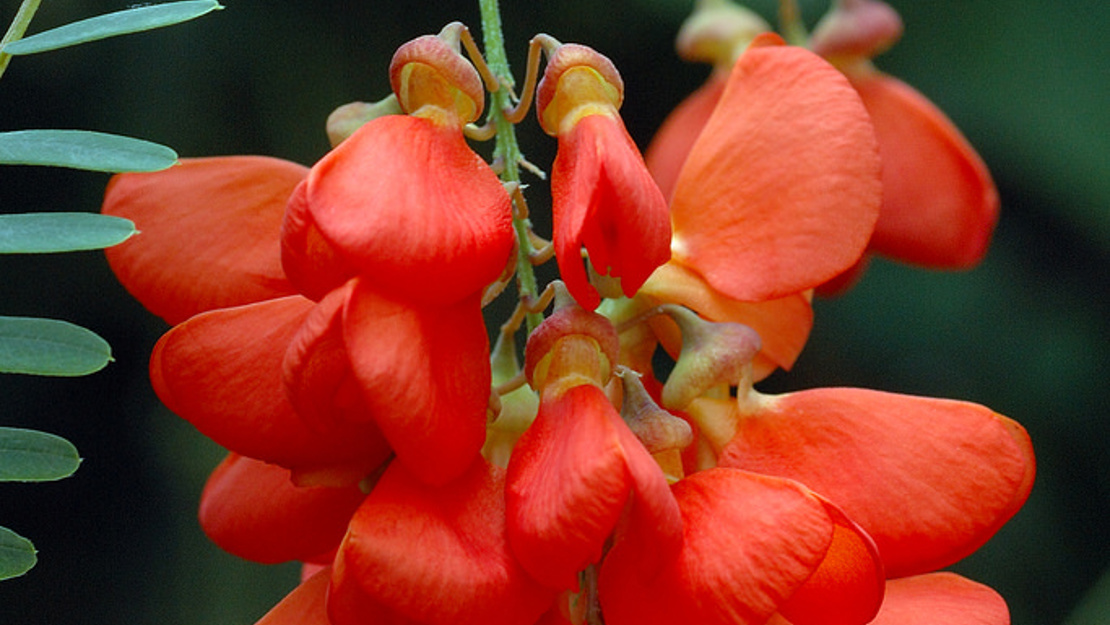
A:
[1,1,1107,624]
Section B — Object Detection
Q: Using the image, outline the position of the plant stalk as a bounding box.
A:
[478,0,545,334]
[0,0,42,82]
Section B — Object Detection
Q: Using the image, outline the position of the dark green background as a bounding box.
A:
[1,1,1107,624]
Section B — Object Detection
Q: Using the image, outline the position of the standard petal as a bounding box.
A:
[505,384,680,590]
[199,453,365,564]
[669,35,881,302]
[150,296,390,484]
[719,387,1036,577]
[852,72,1000,268]
[552,114,671,309]
[599,469,839,625]
[641,261,813,380]
[307,115,513,305]
[869,573,1010,625]
[329,460,555,625]
[103,156,303,324]
[343,278,491,486]
[644,71,727,202]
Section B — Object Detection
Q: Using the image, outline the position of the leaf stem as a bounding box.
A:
[478,0,545,334]
[0,0,42,82]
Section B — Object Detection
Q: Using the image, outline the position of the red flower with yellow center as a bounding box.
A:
[98,7,1031,625]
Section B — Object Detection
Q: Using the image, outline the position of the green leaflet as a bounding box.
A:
[0,427,81,482]
[1,1,224,55]
[0,316,112,377]
[0,527,36,581]
[0,130,178,172]
[0,213,136,254]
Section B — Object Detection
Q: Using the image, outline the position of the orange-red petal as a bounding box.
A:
[599,468,882,625]
[644,71,727,202]
[305,115,513,305]
[719,387,1035,577]
[505,383,680,590]
[852,72,999,268]
[869,572,1010,625]
[280,179,356,301]
[329,459,554,625]
[669,35,881,302]
[283,281,378,432]
[198,453,365,564]
[343,277,491,486]
[551,114,671,309]
[150,295,389,483]
[103,156,303,324]
[255,567,332,625]
[777,496,885,625]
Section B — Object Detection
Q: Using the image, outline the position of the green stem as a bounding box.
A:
[478,0,544,334]
[778,0,809,46]
[0,0,42,82]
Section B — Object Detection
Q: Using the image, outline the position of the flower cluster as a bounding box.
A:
[101,2,1031,624]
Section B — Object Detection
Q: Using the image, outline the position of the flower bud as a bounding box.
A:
[619,368,694,456]
[659,304,763,411]
[676,0,771,68]
[389,22,485,127]
[535,41,624,136]
[325,95,403,147]
[809,0,904,62]
[524,287,620,395]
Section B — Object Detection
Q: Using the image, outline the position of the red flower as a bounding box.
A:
[199,453,366,564]
[647,0,998,292]
[505,303,682,590]
[281,276,495,486]
[840,70,999,269]
[329,459,554,625]
[504,301,887,625]
[102,22,521,614]
[600,468,884,625]
[635,32,881,379]
[762,572,1013,625]
[148,294,392,485]
[100,12,1028,625]
[103,156,303,324]
[867,572,1011,625]
[809,0,999,280]
[711,386,1035,578]
[286,114,513,305]
[660,33,879,299]
[633,305,1033,625]
[535,42,671,310]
